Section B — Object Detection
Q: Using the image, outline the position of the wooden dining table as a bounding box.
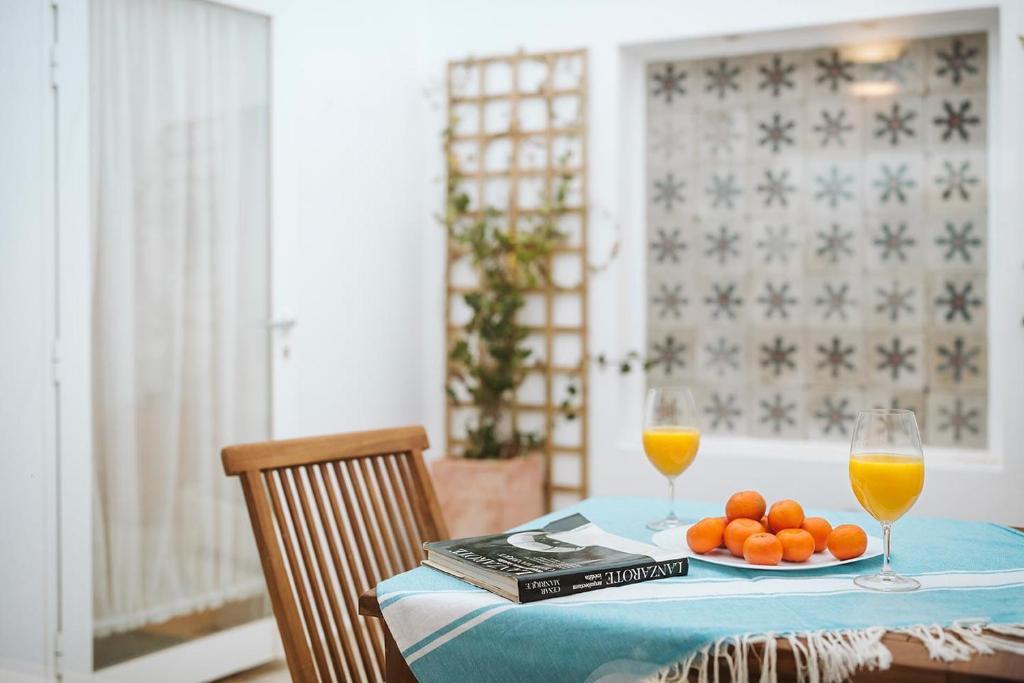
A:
[358,528,1024,682]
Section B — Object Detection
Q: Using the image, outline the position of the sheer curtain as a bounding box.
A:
[91,0,271,635]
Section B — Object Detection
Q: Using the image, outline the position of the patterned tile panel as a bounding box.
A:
[645,33,988,447]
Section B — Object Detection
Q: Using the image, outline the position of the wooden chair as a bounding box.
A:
[223,426,448,683]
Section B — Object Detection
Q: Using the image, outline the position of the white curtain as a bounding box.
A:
[91,0,271,635]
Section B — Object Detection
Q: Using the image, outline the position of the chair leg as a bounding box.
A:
[384,625,417,683]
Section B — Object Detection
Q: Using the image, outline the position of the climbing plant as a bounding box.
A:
[444,126,574,459]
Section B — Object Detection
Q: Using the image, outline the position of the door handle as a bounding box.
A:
[267,318,296,333]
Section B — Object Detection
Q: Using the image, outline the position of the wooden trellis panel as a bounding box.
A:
[444,48,589,511]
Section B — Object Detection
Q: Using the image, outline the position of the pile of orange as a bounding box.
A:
[685,490,867,566]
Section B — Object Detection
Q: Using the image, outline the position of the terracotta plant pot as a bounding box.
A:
[430,453,545,538]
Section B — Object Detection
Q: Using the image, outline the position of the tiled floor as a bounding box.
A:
[217,659,290,682]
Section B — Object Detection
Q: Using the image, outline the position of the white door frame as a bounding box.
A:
[56,0,297,680]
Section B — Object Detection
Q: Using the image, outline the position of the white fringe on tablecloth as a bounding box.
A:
[649,620,1024,683]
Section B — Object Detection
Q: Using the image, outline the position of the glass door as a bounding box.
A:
[83,0,278,678]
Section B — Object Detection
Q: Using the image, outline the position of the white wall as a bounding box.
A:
[399,0,1024,523]
[0,1,56,679]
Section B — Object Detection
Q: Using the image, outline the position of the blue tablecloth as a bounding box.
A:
[379,497,1024,683]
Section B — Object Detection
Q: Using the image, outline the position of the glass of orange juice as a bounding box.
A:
[643,387,700,530]
[849,408,925,591]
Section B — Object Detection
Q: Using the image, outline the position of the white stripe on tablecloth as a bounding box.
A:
[382,569,1024,653]
[405,605,517,665]
[383,591,509,652]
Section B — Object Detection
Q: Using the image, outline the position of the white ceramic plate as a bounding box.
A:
[652,524,883,571]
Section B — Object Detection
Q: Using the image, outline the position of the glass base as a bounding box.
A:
[854,572,920,592]
[646,516,686,531]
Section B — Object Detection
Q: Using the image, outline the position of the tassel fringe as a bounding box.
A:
[651,621,1023,683]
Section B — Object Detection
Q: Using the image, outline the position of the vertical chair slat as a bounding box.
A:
[410,447,449,540]
[385,454,427,561]
[310,463,381,680]
[239,471,317,682]
[357,458,406,574]
[396,452,436,542]
[291,466,358,680]
[371,456,418,570]
[223,426,445,683]
[266,469,333,682]
[329,461,381,590]
[280,468,346,682]
[405,448,450,541]
[343,459,395,580]
[323,462,387,670]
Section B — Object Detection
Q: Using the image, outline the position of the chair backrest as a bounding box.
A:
[223,425,448,683]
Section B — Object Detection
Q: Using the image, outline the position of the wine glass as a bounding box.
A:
[849,408,925,592]
[643,387,700,531]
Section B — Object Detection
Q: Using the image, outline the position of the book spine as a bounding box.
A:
[516,557,689,603]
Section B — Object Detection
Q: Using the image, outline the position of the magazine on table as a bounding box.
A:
[422,513,689,603]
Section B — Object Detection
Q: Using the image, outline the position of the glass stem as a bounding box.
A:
[666,478,678,520]
[881,523,893,576]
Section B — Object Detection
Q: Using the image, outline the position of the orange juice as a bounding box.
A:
[642,426,700,478]
[849,453,924,523]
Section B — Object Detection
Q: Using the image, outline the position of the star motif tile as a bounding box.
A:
[928,271,986,328]
[806,388,864,440]
[648,62,690,109]
[867,331,925,389]
[928,331,986,390]
[927,214,986,270]
[751,329,804,386]
[925,151,986,212]
[751,277,802,326]
[696,330,745,383]
[864,154,925,213]
[751,388,803,438]
[804,98,863,152]
[926,391,986,448]
[866,272,927,328]
[925,92,986,149]
[755,53,802,99]
[750,220,803,273]
[804,273,863,327]
[698,165,747,215]
[807,329,865,384]
[702,58,744,101]
[703,388,747,434]
[926,34,987,93]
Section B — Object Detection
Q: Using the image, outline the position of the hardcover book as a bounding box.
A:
[422,513,689,603]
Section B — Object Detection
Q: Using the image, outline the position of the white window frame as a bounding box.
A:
[589,6,1024,524]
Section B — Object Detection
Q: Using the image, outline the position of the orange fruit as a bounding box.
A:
[827,524,868,560]
[686,517,726,554]
[801,517,833,553]
[760,516,769,529]
[742,533,783,566]
[717,516,729,548]
[776,528,815,562]
[724,518,766,557]
[725,491,767,521]
[767,499,805,533]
